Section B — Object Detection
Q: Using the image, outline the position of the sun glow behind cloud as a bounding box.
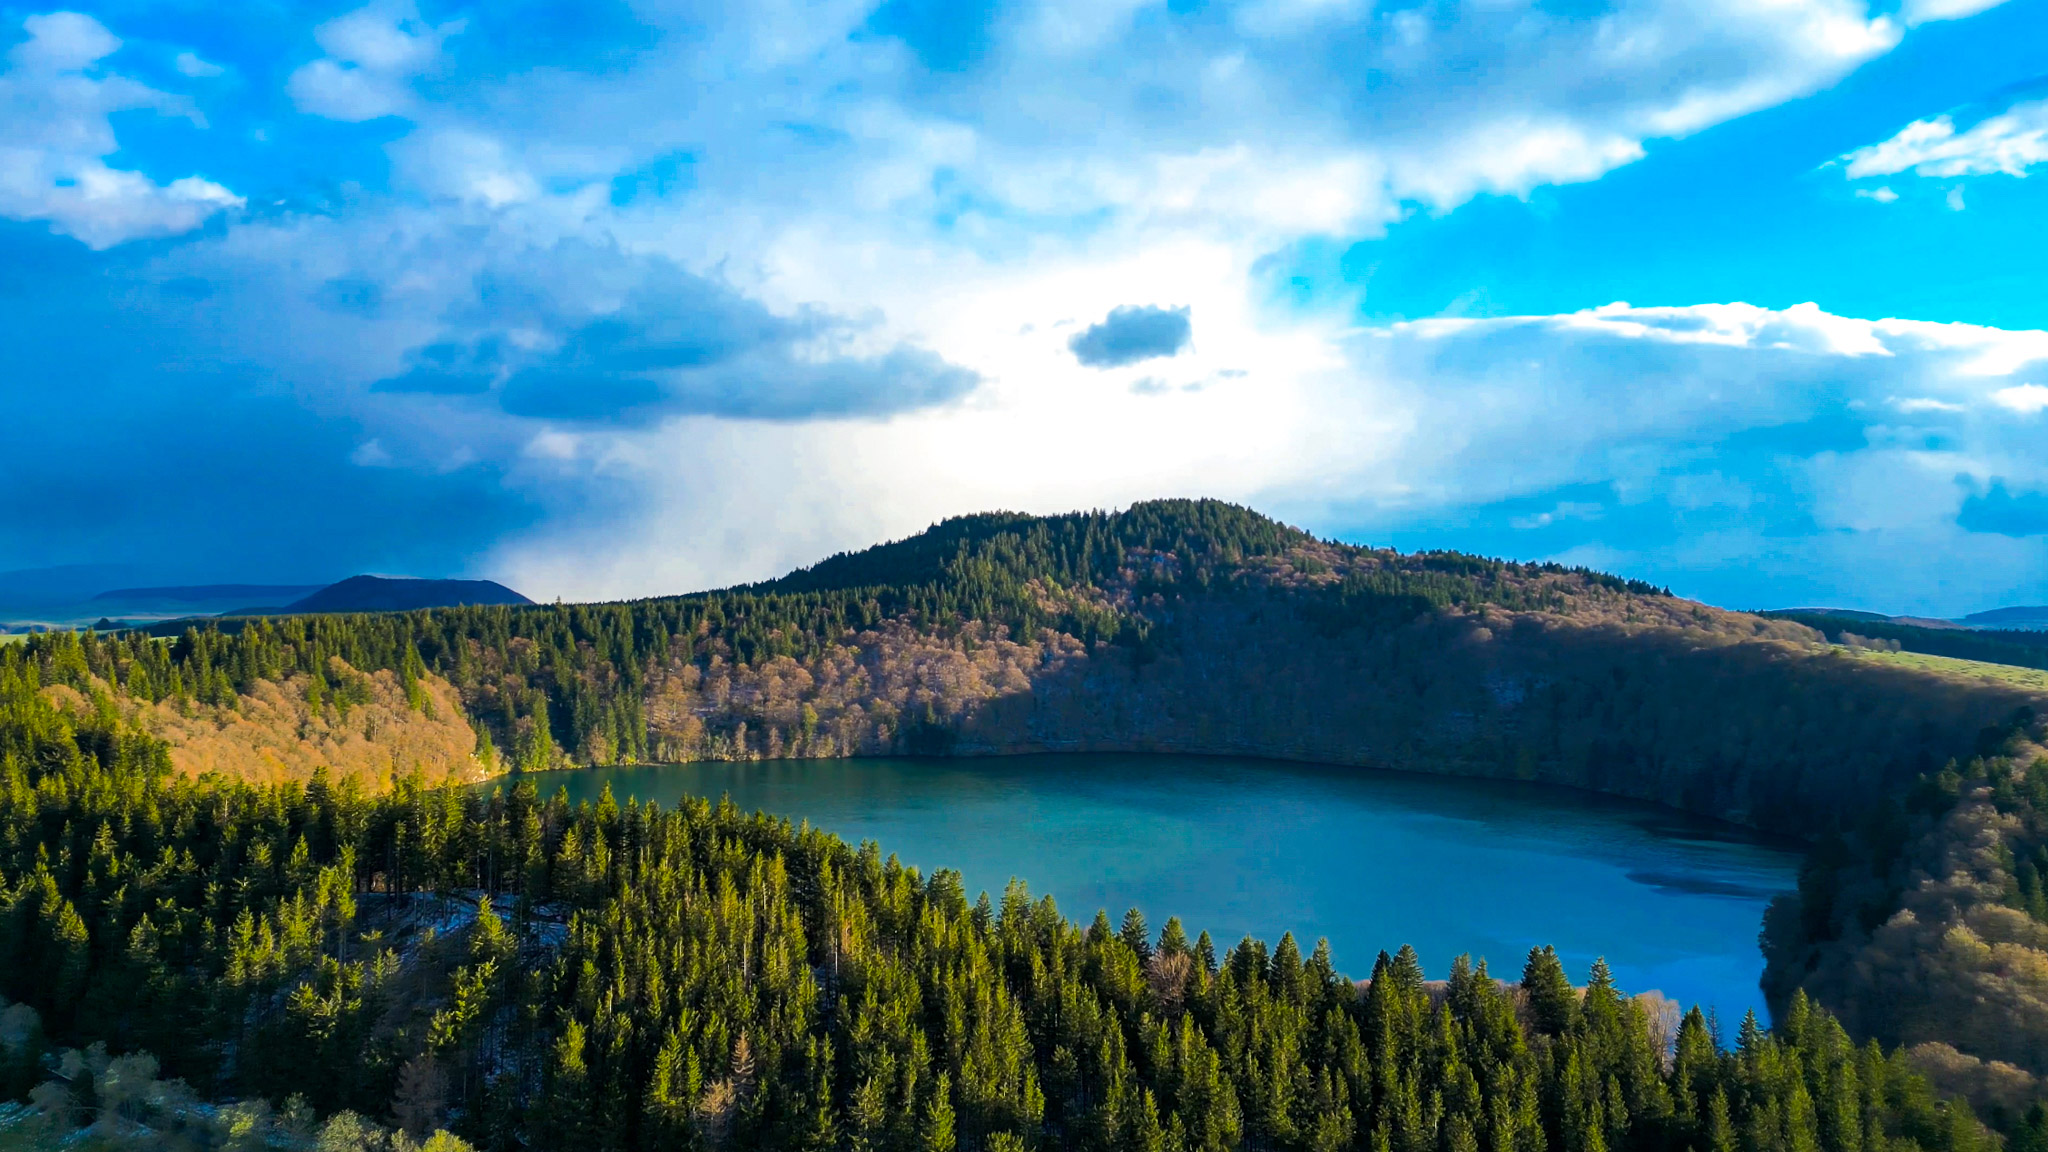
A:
[0,0,2043,615]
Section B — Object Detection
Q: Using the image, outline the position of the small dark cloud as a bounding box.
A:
[1070,304,1193,368]
[1959,480,2048,537]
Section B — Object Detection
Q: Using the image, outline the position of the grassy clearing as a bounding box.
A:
[1846,645,2048,692]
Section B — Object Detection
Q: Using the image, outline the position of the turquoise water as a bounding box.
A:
[526,754,1800,1019]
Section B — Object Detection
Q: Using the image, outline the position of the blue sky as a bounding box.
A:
[1,0,2045,614]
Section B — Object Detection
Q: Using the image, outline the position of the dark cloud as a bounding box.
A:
[0,384,540,584]
[1959,481,2048,537]
[1070,304,1193,368]
[393,245,982,425]
[496,343,978,423]
[0,220,540,584]
[0,215,980,587]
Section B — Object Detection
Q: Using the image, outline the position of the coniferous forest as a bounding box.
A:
[0,670,2017,1152]
[5,501,2048,1148]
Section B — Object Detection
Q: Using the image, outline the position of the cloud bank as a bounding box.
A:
[0,13,240,248]
[0,0,2040,617]
[1844,99,2048,180]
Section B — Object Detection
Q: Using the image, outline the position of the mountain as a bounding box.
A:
[1767,604,2048,633]
[1962,605,2048,629]
[1766,606,1969,629]
[1773,606,1893,622]
[1765,608,2048,671]
[12,499,2048,1112]
[270,574,533,614]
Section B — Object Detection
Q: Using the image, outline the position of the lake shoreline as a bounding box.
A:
[520,751,1802,1018]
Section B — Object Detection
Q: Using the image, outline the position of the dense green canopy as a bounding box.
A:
[0,666,2008,1152]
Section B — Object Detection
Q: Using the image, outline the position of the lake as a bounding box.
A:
[524,753,1801,1019]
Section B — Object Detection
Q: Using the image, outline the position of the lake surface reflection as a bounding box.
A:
[525,754,1800,1019]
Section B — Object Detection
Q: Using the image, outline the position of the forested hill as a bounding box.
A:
[747,499,1666,623]
[1765,610,2048,673]
[11,499,2048,1129]
[13,499,2035,835]
[0,672,2008,1152]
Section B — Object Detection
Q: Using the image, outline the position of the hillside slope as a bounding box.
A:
[0,673,1999,1152]
[15,499,2048,1107]
[1770,609,2048,673]
[28,500,2045,833]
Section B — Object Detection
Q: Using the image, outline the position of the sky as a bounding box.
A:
[1,0,2046,615]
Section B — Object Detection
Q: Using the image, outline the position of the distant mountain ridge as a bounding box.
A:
[1768,605,2048,632]
[273,574,533,614]
[1962,605,2048,628]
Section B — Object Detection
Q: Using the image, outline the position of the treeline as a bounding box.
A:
[23,498,2048,1123]
[0,668,2016,1152]
[57,500,1680,775]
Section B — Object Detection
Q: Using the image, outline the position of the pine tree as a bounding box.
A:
[922,1072,958,1152]
[1523,946,1576,1036]
[1159,916,1191,958]
[1121,908,1152,962]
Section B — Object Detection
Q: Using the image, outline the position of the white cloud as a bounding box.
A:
[392,130,540,207]
[454,298,2048,617]
[1842,99,2048,179]
[0,12,242,248]
[122,0,1986,608]
[13,11,116,70]
[287,2,465,122]
[1898,0,2014,26]
[1512,502,1606,530]
[389,0,1911,280]
[174,51,223,78]
[1855,185,1898,202]
[1992,384,2048,414]
[1891,396,1964,413]
[26,0,2025,609]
